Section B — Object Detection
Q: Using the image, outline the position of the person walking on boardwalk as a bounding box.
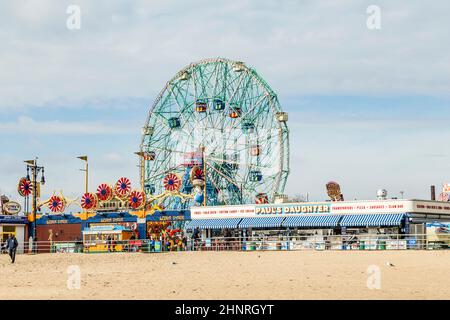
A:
[6,234,18,263]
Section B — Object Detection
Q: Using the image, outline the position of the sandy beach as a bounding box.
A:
[1,250,449,300]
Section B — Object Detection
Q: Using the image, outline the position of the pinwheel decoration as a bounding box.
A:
[255,193,269,204]
[129,190,145,209]
[96,183,113,202]
[115,177,131,198]
[190,166,204,181]
[190,166,205,188]
[18,178,32,197]
[81,192,98,210]
[48,195,65,213]
[163,173,181,191]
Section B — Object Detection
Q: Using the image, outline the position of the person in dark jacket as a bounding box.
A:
[6,234,18,263]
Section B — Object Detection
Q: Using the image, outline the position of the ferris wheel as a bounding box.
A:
[140,58,289,209]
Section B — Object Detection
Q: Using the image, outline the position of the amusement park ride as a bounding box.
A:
[16,58,291,213]
[140,58,290,209]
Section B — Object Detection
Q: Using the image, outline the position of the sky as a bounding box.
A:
[1,0,450,208]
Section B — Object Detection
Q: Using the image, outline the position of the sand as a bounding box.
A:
[0,250,449,300]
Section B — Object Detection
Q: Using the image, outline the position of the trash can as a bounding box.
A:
[359,241,365,250]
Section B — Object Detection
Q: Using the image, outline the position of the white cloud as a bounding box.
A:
[0,116,136,135]
[1,1,450,203]
[0,0,449,110]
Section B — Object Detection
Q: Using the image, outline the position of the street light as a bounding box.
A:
[134,151,145,191]
[77,156,88,193]
[24,158,45,253]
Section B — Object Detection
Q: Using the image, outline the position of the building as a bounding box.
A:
[0,214,28,253]
[185,199,450,240]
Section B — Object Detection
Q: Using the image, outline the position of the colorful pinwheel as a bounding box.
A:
[81,192,98,210]
[190,166,204,181]
[96,183,113,201]
[129,190,145,209]
[48,195,65,213]
[255,193,268,204]
[115,177,131,198]
[163,173,181,191]
[18,178,32,197]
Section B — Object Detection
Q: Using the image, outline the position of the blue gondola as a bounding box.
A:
[144,183,156,194]
[242,121,255,133]
[249,170,263,182]
[213,98,225,111]
[168,117,181,129]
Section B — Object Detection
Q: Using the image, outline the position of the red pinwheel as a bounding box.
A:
[48,195,65,213]
[115,177,131,198]
[18,178,32,197]
[96,183,113,201]
[190,166,204,181]
[255,193,269,204]
[81,192,98,210]
[163,173,181,191]
[129,190,145,209]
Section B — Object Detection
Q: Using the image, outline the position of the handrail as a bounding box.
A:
[3,233,448,254]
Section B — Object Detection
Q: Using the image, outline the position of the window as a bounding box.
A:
[1,226,16,242]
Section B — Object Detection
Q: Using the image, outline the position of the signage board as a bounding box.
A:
[331,200,413,214]
[190,205,255,219]
[191,200,450,220]
[2,201,22,215]
[256,203,331,215]
[0,215,28,224]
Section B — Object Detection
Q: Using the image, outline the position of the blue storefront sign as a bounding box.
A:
[36,214,82,225]
[0,215,28,224]
[146,210,190,222]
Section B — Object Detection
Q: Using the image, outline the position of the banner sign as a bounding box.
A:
[1,201,22,215]
[190,200,450,220]
[0,215,28,224]
[190,205,255,219]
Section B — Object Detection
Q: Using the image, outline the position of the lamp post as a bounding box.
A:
[24,158,45,253]
[200,145,207,206]
[134,152,145,191]
[77,156,88,193]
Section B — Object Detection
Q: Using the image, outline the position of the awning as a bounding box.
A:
[185,218,242,230]
[340,213,405,227]
[282,215,342,228]
[238,217,285,229]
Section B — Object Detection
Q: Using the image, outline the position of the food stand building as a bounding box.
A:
[0,214,28,253]
[185,199,450,243]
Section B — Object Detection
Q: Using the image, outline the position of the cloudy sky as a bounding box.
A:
[1,0,449,207]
